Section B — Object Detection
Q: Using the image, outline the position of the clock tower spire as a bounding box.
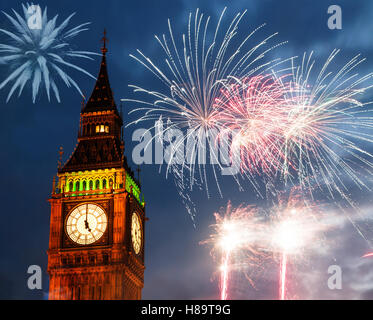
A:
[47,31,145,300]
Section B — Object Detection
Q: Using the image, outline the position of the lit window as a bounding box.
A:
[100,125,105,133]
[96,125,100,133]
[105,126,109,133]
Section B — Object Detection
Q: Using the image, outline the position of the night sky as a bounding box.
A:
[1,0,373,300]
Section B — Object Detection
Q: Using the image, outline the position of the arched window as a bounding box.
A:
[69,182,73,192]
[95,180,100,189]
[82,181,86,191]
[102,179,107,189]
[74,181,79,192]
[109,179,113,188]
[89,180,93,190]
[96,125,100,133]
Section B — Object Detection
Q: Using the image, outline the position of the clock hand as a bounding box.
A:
[84,204,91,232]
[84,219,91,232]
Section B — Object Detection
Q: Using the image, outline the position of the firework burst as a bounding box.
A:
[204,188,338,300]
[203,202,271,299]
[213,74,291,179]
[212,50,373,201]
[269,195,326,300]
[0,3,97,102]
[280,50,373,200]
[123,7,287,202]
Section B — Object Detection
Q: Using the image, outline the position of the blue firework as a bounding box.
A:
[0,3,97,103]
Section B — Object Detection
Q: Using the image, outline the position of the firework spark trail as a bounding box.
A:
[202,202,270,299]
[211,50,373,201]
[279,252,287,300]
[0,3,97,102]
[220,250,230,300]
[362,252,373,258]
[123,7,288,210]
[200,47,373,297]
[271,51,373,252]
[210,49,373,210]
[123,7,373,297]
[268,186,356,300]
[213,74,292,178]
[270,192,323,300]
[203,188,343,300]
[279,50,373,199]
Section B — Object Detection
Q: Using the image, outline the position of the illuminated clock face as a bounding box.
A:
[66,203,107,245]
[131,212,142,254]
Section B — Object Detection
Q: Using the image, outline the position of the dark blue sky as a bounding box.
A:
[1,0,373,300]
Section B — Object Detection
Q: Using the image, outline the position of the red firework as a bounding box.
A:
[214,74,291,175]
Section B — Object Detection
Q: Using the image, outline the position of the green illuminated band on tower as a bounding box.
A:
[125,172,143,205]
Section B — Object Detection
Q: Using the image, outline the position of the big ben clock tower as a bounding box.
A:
[47,32,146,300]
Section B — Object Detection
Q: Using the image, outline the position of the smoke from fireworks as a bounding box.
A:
[204,191,337,300]
[122,6,373,299]
[0,3,97,102]
[269,196,327,300]
[202,202,270,299]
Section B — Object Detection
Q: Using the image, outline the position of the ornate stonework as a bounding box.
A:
[48,33,145,300]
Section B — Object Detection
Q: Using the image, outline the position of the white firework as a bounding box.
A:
[124,7,287,200]
[0,3,97,103]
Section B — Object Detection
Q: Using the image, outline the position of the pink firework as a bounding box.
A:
[220,250,230,300]
[214,74,291,176]
[202,202,268,300]
[362,252,373,258]
[213,51,373,200]
[279,252,287,300]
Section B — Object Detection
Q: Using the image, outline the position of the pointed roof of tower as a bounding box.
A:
[82,30,118,114]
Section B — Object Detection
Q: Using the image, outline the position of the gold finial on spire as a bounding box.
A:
[101,29,108,54]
